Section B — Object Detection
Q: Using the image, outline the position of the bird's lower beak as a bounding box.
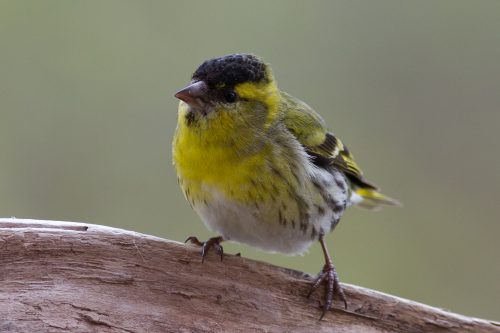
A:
[174,81,208,109]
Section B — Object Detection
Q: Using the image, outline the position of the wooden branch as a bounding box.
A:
[0,219,498,333]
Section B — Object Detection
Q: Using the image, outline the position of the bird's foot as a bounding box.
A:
[185,236,224,263]
[307,261,347,320]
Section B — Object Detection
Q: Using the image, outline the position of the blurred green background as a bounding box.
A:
[1,0,499,321]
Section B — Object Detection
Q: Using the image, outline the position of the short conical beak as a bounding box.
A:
[174,81,208,108]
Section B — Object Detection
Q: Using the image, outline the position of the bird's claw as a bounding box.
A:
[307,262,347,320]
[185,236,224,263]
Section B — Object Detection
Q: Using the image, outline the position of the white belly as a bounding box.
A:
[192,167,348,256]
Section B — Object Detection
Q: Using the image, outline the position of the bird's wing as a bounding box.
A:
[280,92,378,190]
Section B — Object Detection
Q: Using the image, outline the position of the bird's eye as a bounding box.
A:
[224,91,238,103]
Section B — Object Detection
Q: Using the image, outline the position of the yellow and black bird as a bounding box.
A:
[173,54,399,318]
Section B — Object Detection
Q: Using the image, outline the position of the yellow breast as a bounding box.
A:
[172,102,271,203]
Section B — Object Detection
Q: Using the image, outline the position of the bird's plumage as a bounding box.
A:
[173,54,399,317]
[173,55,398,249]
[280,91,399,209]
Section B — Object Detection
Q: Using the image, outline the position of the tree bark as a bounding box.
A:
[0,218,498,333]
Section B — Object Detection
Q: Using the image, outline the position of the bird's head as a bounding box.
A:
[175,54,280,129]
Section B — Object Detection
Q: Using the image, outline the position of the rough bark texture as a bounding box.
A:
[0,218,498,333]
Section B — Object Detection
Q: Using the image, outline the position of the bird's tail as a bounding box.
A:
[350,188,401,211]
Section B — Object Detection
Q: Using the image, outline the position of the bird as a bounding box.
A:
[172,53,399,319]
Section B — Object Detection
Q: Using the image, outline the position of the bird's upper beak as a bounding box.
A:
[174,81,208,109]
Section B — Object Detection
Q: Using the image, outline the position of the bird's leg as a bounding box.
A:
[307,233,347,320]
[185,236,224,263]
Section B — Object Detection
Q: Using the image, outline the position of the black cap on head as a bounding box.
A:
[192,54,268,88]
